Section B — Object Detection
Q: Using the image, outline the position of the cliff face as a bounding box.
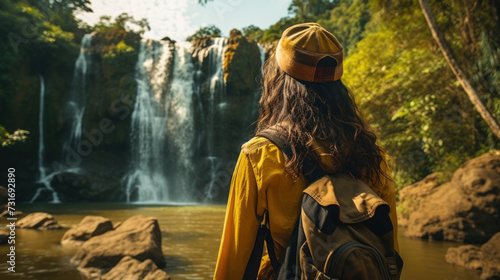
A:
[2,28,264,203]
[190,33,262,202]
[223,29,262,95]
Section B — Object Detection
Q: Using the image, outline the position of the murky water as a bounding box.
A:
[0,203,481,279]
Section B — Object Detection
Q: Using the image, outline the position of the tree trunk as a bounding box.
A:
[418,0,500,140]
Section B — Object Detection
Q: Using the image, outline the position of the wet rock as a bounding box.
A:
[446,233,500,280]
[445,245,483,270]
[72,215,164,272]
[399,151,500,243]
[481,233,500,279]
[50,172,125,202]
[61,216,114,247]
[17,212,62,230]
[102,256,170,280]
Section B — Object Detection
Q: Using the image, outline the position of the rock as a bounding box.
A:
[17,212,62,230]
[481,233,500,279]
[445,245,483,270]
[1,210,24,218]
[398,173,441,227]
[50,171,125,202]
[61,216,114,246]
[72,215,164,272]
[0,229,9,244]
[223,29,261,95]
[445,233,500,280]
[399,151,500,243]
[102,256,170,280]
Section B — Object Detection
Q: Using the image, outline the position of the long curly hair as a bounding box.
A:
[256,54,386,187]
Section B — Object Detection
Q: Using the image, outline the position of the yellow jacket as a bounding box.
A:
[214,136,399,279]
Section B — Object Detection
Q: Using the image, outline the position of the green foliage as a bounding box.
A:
[242,25,264,42]
[288,0,337,22]
[0,126,29,147]
[261,17,299,43]
[186,25,222,41]
[94,13,151,36]
[344,0,500,189]
[318,0,372,53]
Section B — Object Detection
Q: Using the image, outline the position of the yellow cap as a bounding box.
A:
[276,23,343,82]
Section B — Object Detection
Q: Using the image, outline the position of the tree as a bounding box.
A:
[94,13,151,35]
[317,0,371,53]
[186,25,221,41]
[260,17,299,43]
[242,25,264,42]
[288,0,337,22]
[418,0,500,139]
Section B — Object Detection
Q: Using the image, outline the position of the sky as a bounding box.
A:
[76,0,292,41]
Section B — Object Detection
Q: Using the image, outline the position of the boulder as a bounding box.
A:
[445,245,483,270]
[61,216,114,246]
[102,256,170,280]
[446,232,500,280]
[481,233,500,279]
[399,151,500,243]
[71,215,164,272]
[17,212,62,230]
[0,229,9,244]
[1,210,24,217]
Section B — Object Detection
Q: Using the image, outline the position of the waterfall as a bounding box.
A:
[164,42,195,202]
[195,38,228,201]
[30,34,92,203]
[64,34,93,160]
[30,75,61,203]
[258,44,266,69]
[125,39,172,202]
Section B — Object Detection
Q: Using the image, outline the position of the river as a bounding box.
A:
[0,203,480,279]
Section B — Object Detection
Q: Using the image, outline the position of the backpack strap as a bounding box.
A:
[243,210,278,280]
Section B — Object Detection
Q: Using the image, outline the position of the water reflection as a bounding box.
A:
[0,204,481,279]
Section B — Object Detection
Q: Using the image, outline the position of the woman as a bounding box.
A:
[214,23,399,279]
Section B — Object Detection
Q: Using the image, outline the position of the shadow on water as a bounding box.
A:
[0,203,484,280]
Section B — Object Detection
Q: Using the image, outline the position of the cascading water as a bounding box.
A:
[195,38,228,200]
[164,42,195,202]
[30,75,61,203]
[64,34,92,155]
[31,34,92,202]
[125,39,172,202]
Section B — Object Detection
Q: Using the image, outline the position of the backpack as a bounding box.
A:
[243,128,403,280]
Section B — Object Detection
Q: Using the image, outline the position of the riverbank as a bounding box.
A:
[0,203,481,279]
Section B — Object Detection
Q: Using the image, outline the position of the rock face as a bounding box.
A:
[102,256,170,280]
[223,29,261,95]
[399,150,500,243]
[72,215,164,271]
[446,233,500,280]
[61,216,114,246]
[51,171,125,202]
[17,212,62,230]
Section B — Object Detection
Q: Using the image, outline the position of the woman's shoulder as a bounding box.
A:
[241,136,278,155]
